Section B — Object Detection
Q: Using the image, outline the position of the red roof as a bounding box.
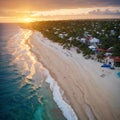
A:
[97,48,105,51]
[107,47,113,52]
[114,57,120,62]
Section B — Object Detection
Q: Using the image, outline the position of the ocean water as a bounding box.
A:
[0,23,67,120]
[117,72,120,78]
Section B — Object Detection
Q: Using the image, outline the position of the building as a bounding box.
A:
[114,57,120,67]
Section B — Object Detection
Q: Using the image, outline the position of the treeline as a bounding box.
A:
[20,19,120,58]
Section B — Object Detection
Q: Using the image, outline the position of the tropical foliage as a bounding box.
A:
[20,19,120,62]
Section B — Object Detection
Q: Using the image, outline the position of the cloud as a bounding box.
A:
[89,9,120,16]
[0,0,120,11]
[0,0,120,21]
[0,9,34,18]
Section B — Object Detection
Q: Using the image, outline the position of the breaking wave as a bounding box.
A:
[8,27,78,120]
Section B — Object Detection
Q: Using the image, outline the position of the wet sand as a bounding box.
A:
[28,31,120,120]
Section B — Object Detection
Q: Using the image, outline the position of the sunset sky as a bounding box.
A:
[0,0,120,22]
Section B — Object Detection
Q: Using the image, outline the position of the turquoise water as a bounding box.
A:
[117,72,120,78]
[0,24,66,120]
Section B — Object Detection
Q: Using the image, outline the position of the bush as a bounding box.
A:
[76,48,81,53]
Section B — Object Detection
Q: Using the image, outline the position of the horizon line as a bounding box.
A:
[0,18,120,24]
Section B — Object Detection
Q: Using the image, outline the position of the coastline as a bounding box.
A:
[5,26,68,120]
[27,30,120,120]
[26,31,78,120]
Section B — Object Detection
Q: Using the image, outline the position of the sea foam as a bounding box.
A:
[9,28,78,120]
[45,72,78,120]
[31,31,78,120]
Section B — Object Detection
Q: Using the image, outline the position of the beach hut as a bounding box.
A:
[104,52,112,57]
[89,38,100,45]
[80,38,86,44]
[58,34,64,39]
[88,45,96,49]
[118,35,120,39]
[107,47,114,52]
[88,45,96,52]
[114,57,120,62]
[101,56,115,69]
[84,31,89,37]
[68,37,73,41]
[114,57,120,67]
[97,48,104,52]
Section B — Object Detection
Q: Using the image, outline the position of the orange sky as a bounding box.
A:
[0,0,120,23]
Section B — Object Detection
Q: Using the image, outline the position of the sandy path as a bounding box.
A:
[28,31,120,120]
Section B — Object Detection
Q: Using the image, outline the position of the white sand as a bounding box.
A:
[28,31,120,120]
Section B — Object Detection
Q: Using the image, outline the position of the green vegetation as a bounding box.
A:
[20,19,120,66]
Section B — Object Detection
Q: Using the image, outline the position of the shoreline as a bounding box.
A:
[28,30,120,120]
[26,31,78,120]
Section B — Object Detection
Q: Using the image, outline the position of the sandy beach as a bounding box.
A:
[28,31,120,120]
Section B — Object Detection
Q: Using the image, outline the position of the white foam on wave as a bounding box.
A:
[32,31,78,120]
[8,28,78,120]
[30,30,78,120]
[44,70,78,120]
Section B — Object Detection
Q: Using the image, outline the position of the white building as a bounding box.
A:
[80,38,86,44]
[89,38,100,45]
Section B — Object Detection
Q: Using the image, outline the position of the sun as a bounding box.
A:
[24,18,33,23]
